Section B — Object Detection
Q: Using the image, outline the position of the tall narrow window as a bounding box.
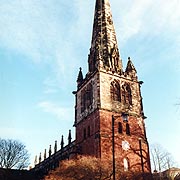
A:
[122,85,126,103]
[110,81,120,102]
[81,90,86,112]
[81,93,83,112]
[126,84,132,105]
[118,122,122,134]
[86,88,91,107]
[122,83,132,105]
[88,126,90,137]
[123,158,129,171]
[81,84,93,113]
[86,84,93,107]
[126,123,130,135]
[83,128,86,139]
[110,82,115,100]
[114,83,121,101]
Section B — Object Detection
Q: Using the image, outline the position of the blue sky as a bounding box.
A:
[0,0,180,168]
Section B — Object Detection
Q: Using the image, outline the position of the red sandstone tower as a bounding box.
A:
[74,0,151,174]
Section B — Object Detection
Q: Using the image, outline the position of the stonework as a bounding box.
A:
[32,0,151,178]
[88,0,122,73]
[76,73,100,123]
[74,0,151,175]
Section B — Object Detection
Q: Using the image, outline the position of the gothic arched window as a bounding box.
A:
[114,83,121,101]
[81,83,93,112]
[110,81,121,102]
[81,90,86,112]
[110,83,114,100]
[122,85,126,103]
[122,83,132,105]
[126,84,132,105]
[86,83,93,108]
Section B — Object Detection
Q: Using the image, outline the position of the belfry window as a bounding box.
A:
[81,83,93,112]
[122,85,126,103]
[114,83,121,101]
[110,81,121,102]
[126,84,132,105]
[110,83,114,100]
[86,84,93,108]
[81,90,86,112]
[122,83,132,105]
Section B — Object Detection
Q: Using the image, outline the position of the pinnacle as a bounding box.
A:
[77,67,83,83]
[126,57,137,73]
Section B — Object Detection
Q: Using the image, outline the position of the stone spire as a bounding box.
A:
[88,0,122,73]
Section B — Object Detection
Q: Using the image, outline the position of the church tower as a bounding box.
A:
[74,0,151,174]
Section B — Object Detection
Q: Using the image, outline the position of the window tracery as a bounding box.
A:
[81,83,93,112]
[122,83,132,105]
[110,81,121,102]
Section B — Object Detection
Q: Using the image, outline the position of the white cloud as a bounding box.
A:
[110,0,180,76]
[0,0,74,63]
[0,0,179,87]
[0,0,83,92]
[37,101,73,121]
[113,0,180,44]
[0,0,179,62]
[117,0,152,42]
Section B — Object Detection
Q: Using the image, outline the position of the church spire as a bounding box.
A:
[88,0,122,73]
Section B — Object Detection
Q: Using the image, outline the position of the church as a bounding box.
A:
[32,0,151,178]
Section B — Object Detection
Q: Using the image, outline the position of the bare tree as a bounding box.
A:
[0,138,30,169]
[44,156,152,180]
[151,144,175,173]
[45,156,113,180]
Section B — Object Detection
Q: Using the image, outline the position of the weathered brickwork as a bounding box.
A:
[99,110,151,172]
[75,109,101,157]
[74,0,151,175]
[32,0,151,178]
